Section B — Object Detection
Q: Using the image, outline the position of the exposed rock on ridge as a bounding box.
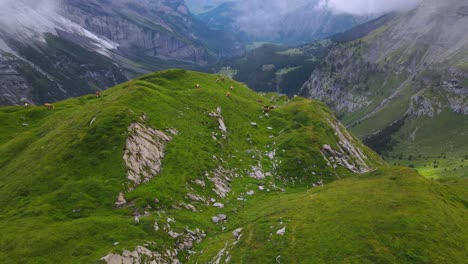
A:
[124,114,173,187]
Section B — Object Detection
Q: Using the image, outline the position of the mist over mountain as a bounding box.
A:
[0,0,57,36]
[319,0,422,15]
[187,0,422,44]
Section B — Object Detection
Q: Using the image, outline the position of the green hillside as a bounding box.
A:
[0,70,465,263]
[194,168,468,263]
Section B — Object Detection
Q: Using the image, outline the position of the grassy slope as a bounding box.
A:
[387,111,468,178]
[193,168,467,264]
[0,70,465,263]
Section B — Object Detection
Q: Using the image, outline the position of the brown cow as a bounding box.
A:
[226,92,231,97]
[230,85,234,91]
[195,84,201,89]
[263,105,275,113]
[44,103,55,109]
[95,91,101,97]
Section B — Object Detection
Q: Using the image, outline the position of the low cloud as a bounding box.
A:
[318,0,422,15]
[0,0,60,36]
[192,0,422,41]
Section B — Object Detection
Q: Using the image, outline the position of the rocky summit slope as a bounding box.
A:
[0,0,244,106]
[0,70,466,263]
[298,0,468,177]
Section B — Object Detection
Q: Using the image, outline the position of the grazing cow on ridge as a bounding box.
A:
[44,103,55,109]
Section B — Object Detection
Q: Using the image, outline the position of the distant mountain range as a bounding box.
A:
[0,0,244,106]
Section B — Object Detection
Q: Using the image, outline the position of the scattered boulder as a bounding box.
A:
[212,214,228,224]
[276,227,286,236]
[187,193,206,203]
[232,228,243,240]
[168,230,182,238]
[211,216,221,224]
[213,202,225,208]
[193,179,206,187]
[218,214,227,221]
[115,192,127,207]
[249,165,266,180]
[246,190,255,196]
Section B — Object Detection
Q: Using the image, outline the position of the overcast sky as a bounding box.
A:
[186,0,422,15]
[319,0,422,15]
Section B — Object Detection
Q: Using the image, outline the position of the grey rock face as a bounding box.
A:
[124,115,173,187]
[63,0,210,64]
[320,118,373,174]
[300,0,467,137]
[0,54,32,105]
[0,0,245,106]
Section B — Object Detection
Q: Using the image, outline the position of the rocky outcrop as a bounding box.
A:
[209,107,228,140]
[299,45,373,113]
[441,79,468,115]
[209,167,233,198]
[409,95,439,117]
[101,246,161,264]
[321,119,372,173]
[0,53,32,105]
[101,245,181,264]
[124,115,173,187]
[101,227,205,264]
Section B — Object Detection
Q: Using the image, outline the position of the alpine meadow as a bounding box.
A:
[0,0,466,263]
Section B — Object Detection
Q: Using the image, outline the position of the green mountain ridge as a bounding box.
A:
[0,70,466,263]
